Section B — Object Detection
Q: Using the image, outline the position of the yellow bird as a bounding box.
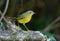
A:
[17,10,35,31]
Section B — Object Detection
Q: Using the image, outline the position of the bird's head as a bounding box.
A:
[26,10,35,16]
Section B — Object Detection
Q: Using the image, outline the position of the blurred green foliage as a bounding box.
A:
[44,32,56,41]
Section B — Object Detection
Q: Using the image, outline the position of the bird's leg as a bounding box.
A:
[23,24,29,31]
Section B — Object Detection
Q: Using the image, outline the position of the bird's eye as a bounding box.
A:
[30,12,31,14]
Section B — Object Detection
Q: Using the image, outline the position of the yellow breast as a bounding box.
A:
[17,14,33,24]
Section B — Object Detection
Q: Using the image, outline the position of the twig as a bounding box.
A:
[0,0,9,22]
[43,16,60,32]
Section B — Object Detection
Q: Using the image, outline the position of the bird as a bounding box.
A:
[17,10,35,31]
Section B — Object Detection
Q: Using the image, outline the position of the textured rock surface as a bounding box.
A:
[0,30,47,41]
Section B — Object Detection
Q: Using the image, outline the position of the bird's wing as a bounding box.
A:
[17,11,29,20]
[17,15,25,20]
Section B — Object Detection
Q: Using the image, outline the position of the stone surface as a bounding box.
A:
[0,30,47,41]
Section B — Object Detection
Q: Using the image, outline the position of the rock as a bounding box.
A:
[0,30,47,41]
